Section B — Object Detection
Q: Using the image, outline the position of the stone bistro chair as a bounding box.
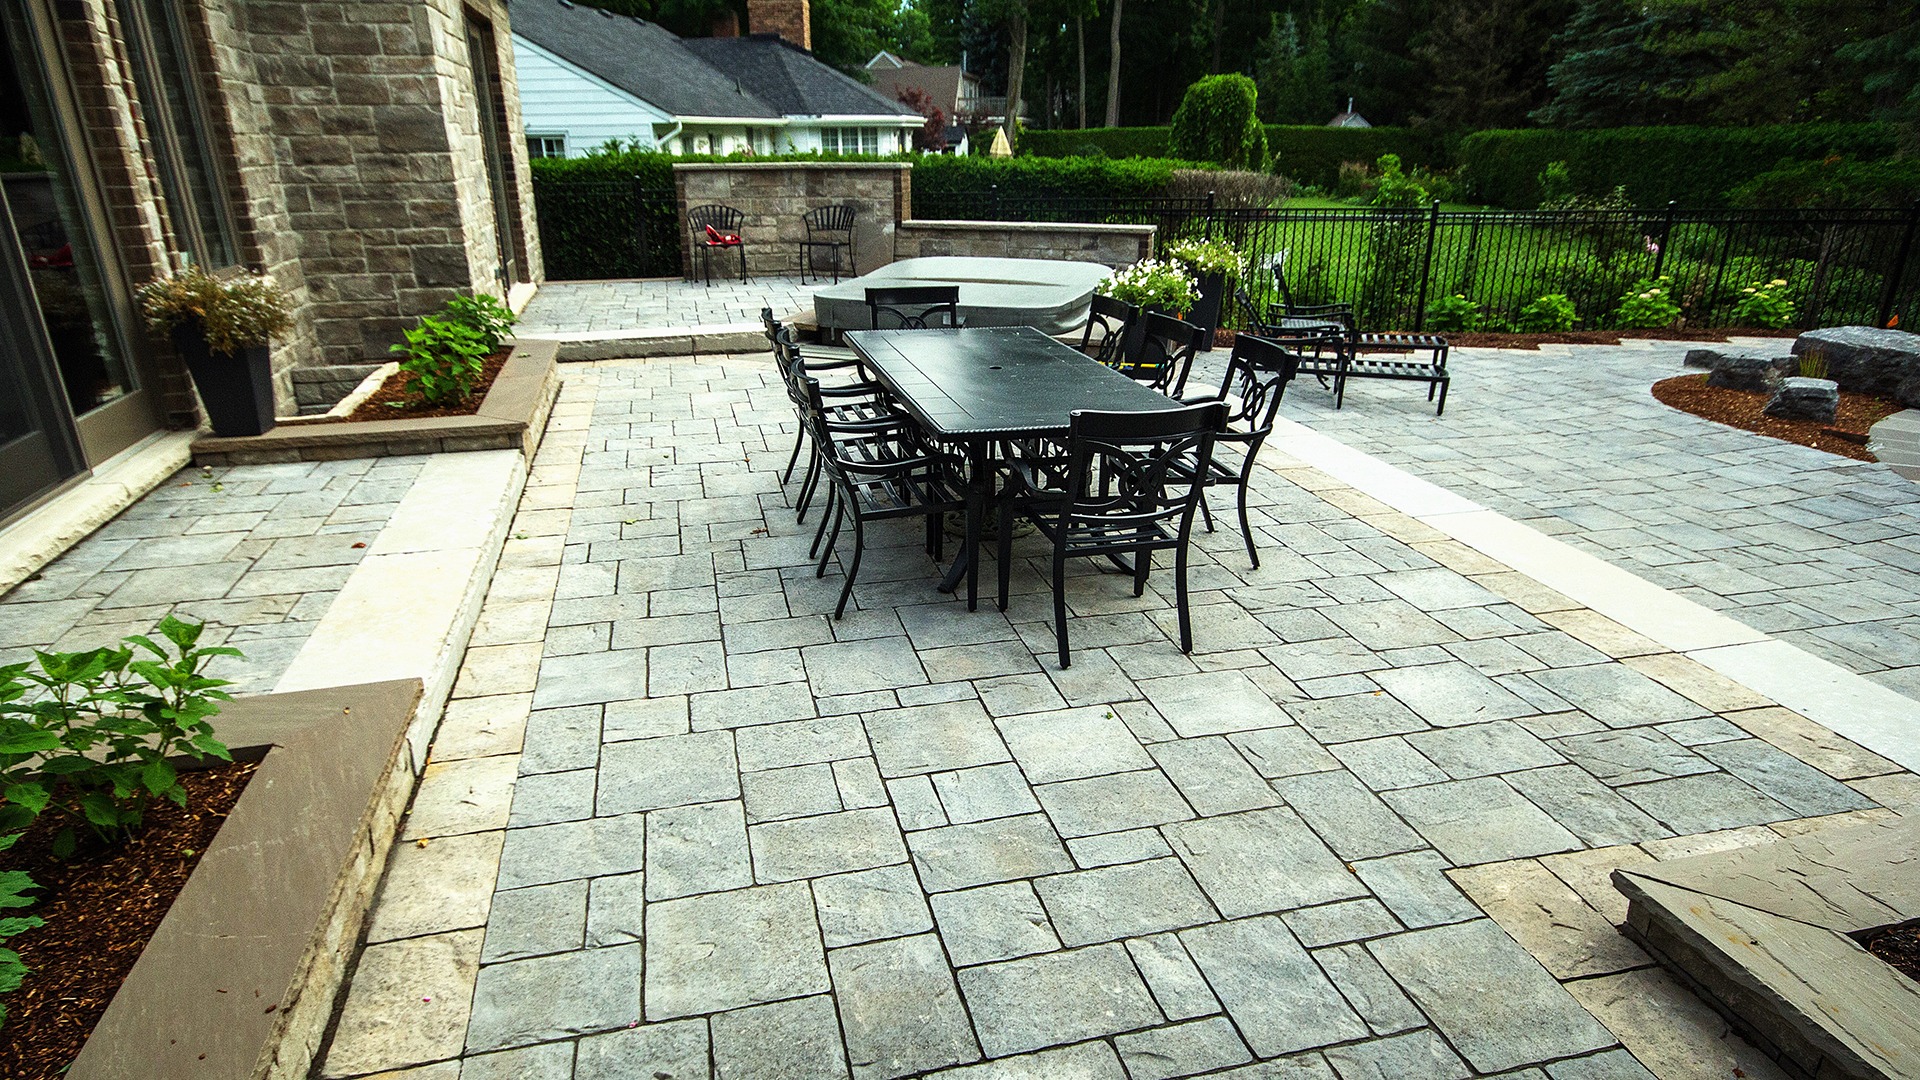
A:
[688,203,748,286]
[799,204,857,284]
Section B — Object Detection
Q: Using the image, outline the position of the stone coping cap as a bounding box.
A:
[900,219,1156,234]
[674,161,911,172]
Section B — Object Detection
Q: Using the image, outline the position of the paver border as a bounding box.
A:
[65,679,424,1080]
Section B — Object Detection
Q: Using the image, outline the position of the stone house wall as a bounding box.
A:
[674,162,909,279]
[894,220,1153,267]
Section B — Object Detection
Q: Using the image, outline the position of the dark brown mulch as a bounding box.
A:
[1212,326,1799,351]
[321,348,510,423]
[1650,373,1900,462]
[0,760,259,1079]
[1866,919,1920,984]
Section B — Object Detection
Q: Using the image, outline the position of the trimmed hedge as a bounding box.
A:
[1019,125,1442,188]
[910,154,1198,200]
[1728,156,1920,209]
[1458,124,1901,208]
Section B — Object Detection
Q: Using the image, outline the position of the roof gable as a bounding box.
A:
[681,36,916,118]
[509,0,778,118]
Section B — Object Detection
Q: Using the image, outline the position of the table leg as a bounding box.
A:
[935,439,988,609]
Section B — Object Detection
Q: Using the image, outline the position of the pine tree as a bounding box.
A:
[1533,0,1708,127]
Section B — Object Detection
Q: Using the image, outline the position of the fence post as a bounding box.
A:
[1877,202,1920,329]
[990,183,1001,219]
[1412,199,1441,331]
[1651,201,1675,280]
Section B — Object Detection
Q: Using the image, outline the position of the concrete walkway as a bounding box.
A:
[320,354,1918,1080]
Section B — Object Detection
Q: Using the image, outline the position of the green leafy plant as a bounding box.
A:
[1730,277,1795,329]
[1615,276,1682,329]
[1162,237,1246,279]
[1170,74,1270,171]
[1536,160,1576,209]
[1798,349,1831,379]
[1358,155,1430,323]
[1424,293,1483,331]
[1099,259,1201,315]
[1516,293,1579,331]
[0,616,236,857]
[136,266,292,354]
[1334,159,1376,200]
[0,832,40,1029]
[443,293,517,350]
[391,316,490,406]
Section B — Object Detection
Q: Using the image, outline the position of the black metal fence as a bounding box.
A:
[532,175,1920,332]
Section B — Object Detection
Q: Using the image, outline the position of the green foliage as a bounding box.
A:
[1254,14,1335,125]
[1644,0,1901,127]
[137,267,293,354]
[1615,276,1681,329]
[388,294,519,407]
[1359,155,1431,324]
[809,0,938,77]
[1019,126,1443,190]
[1100,259,1200,314]
[1170,75,1270,172]
[1165,168,1295,208]
[0,833,40,1030]
[911,153,1192,201]
[1731,278,1795,329]
[1369,154,1429,209]
[0,616,236,858]
[1727,156,1920,209]
[1516,293,1580,331]
[1798,349,1831,379]
[1536,161,1575,208]
[1018,127,1173,160]
[1533,0,1712,128]
[1456,123,1899,208]
[443,293,518,351]
[1425,293,1483,331]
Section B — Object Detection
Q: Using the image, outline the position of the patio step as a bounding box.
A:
[516,322,768,361]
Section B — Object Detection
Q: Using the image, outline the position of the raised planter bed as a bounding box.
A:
[61,679,423,1080]
[190,339,559,466]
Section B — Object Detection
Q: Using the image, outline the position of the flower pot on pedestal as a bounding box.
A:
[173,325,276,437]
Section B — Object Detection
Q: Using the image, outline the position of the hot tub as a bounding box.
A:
[812,256,1112,336]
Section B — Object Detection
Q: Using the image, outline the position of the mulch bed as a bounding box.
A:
[320,349,510,423]
[1651,373,1901,462]
[1866,919,1920,984]
[0,760,259,1079]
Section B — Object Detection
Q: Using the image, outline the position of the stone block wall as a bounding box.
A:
[894,220,1154,267]
[674,162,909,279]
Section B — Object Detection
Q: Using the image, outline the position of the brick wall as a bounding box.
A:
[674,162,908,279]
[895,220,1154,267]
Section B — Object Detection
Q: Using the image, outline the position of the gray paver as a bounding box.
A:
[743,762,842,822]
[575,1018,710,1080]
[711,995,851,1080]
[1289,693,1430,743]
[1284,899,1404,947]
[1695,738,1879,816]
[928,881,1061,965]
[1230,725,1343,778]
[1067,827,1175,868]
[734,713,866,770]
[466,944,643,1052]
[1165,807,1366,916]
[1374,662,1538,727]
[908,813,1073,891]
[1404,721,1565,779]
[1618,772,1795,833]
[1383,778,1580,865]
[481,880,586,962]
[1034,769,1194,837]
[1314,942,1427,1035]
[1181,916,1368,1057]
[1368,920,1615,1073]
[831,933,980,1078]
[597,730,739,814]
[1138,670,1293,736]
[997,706,1153,782]
[1322,1028,1470,1080]
[1503,765,1673,846]
[750,806,907,882]
[812,863,934,948]
[532,649,649,709]
[1551,729,1716,786]
[644,882,829,1019]
[1526,664,1708,728]
[1035,858,1218,945]
[497,813,647,890]
[1115,1016,1254,1080]
[1353,851,1482,928]
[920,1042,1125,1078]
[930,762,1042,823]
[1149,736,1282,815]
[1329,737,1449,789]
[1273,770,1426,860]
[864,699,1010,777]
[1126,932,1222,1021]
[646,799,752,899]
[958,944,1164,1057]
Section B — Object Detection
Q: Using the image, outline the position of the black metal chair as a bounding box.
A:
[768,325,895,523]
[688,204,748,286]
[798,374,968,618]
[996,402,1225,668]
[799,205,857,284]
[1111,312,1204,398]
[866,286,961,330]
[1173,334,1298,569]
[1266,261,1452,415]
[1078,294,1140,367]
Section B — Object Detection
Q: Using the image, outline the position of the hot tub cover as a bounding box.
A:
[813,256,1111,336]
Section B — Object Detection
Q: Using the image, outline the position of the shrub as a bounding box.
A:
[1264,126,1443,187]
[444,293,517,350]
[1516,293,1579,331]
[1457,123,1899,208]
[137,267,292,353]
[1334,160,1376,200]
[1100,259,1200,314]
[911,154,1193,202]
[1536,161,1576,210]
[1166,168,1294,208]
[1731,278,1795,329]
[1170,75,1270,171]
[392,317,489,406]
[1728,156,1920,209]
[1615,276,1681,329]
[1360,155,1430,324]
[1425,293,1483,331]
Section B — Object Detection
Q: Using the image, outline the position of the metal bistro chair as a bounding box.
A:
[799,204,857,284]
[866,285,961,330]
[1078,293,1140,367]
[1112,311,1205,398]
[996,402,1225,668]
[768,325,895,523]
[1173,334,1299,569]
[688,203,748,286]
[798,374,968,618]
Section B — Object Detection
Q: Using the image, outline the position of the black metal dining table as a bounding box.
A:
[844,326,1182,609]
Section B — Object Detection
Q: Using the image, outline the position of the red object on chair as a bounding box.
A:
[704,224,742,246]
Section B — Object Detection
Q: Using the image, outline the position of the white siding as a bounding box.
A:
[511,35,671,156]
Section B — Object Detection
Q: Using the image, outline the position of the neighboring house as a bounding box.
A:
[0,0,538,530]
[865,51,985,124]
[511,0,921,158]
[1328,99,1372,128]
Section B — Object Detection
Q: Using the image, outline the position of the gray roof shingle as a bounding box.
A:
[681,37,915,118]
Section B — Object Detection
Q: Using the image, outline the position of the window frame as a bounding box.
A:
[114,0,239,270]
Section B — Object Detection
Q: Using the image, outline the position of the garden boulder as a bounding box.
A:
[1705,353,1793,392]
[1791,326,1920,406]
[1763,377,1840,423]
[1684,347,1786,373]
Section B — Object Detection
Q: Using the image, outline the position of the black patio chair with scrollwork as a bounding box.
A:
[866,285,961,330]
[1078,293,1140,367]
[1111,311,1204,398]
[996,402,1225,668]
[768,324,896,524]
[688,203,748,286]
[1172,333,1299,569]
[799,205,857,284]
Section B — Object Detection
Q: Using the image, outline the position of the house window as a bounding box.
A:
[116,0,238,268]
[526,134,566,159]
[820,127,880,155]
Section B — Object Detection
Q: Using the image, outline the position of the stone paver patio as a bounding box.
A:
[517,277,829,336]
[317,350,1920,1080]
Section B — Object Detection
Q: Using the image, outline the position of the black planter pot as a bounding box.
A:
[173,325,276,437]
[1188,270,1227,351]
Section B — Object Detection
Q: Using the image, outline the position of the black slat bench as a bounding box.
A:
[1237,280,1452,416]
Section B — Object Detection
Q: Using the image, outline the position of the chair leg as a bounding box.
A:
[1132,546,1150,597]
[1175,538,1195,653]
[782,426,807,486]
[809,485,836,560]
[739,245,749,284]
[816,500,844,579]
[1237,477,1260,569]
[796,450,821,523]
[834,515,864,619]
[1436,378,1449,417]
[1052,548,1071,669]
[1199,494,1215,533]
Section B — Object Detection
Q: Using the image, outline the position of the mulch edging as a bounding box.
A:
[1650,373,1901,462]
[325,349,511,423]
[1445,327,1800,351]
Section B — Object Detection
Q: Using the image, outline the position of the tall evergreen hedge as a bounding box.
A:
[1019,126,1443,187]
[1458,124,1901,207]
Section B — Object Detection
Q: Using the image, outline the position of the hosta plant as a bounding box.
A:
[1516,293,1579,332]
[1099,259,1200,315]
[390,294,518,407]
[1424,293,1483,332]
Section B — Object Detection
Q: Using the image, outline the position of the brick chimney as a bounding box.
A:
[747,0,810,49]
[710,9,740,36]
